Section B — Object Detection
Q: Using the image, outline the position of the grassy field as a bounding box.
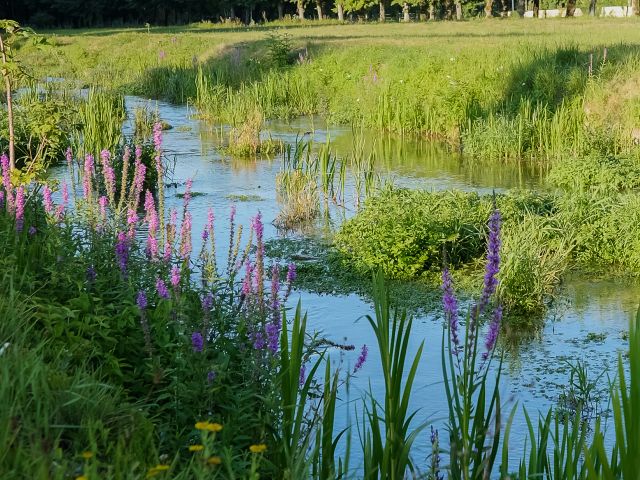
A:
[19,19,640,158]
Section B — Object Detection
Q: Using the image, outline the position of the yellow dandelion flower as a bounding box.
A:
[249,444,267,454]
[206,422,223,432]
[75,476,88,480]
[81,451,94,459]
[195,421,210,430]
[188,444,204,452]
[207,456,222,465]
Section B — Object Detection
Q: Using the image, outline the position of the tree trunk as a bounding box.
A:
[379,0,386,21]
[297,0,305,18]
[0,33,15,171]
[565,0,576,16]
[517,0,526,15]
[533,0,540,16]
[588,0,596,15]
[403,2,411,20]
[337,3,345,20]
[278,2,284,19]
[456,0,463,18]
[485,0,493,16]
[633,0,639,15]
[445,0,453,18]
[316,1,323,19]
[429,2,435,19]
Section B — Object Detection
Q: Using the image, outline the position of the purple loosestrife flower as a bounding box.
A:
[1,153,13,213]
[115,231,129,274]
[132,162,146,210]
[266,319,280,354]
[0,191,5,210]
[284,262,296,301]
[15,186,25,232]
[61,182,69,207]
[99,196,108,226]
[353,344,368,373]
[153,123,163,177]
[179,211,192,260]
[43,185,53,214]
[65,147,73,168]
[28,226,36,236]
[136,290,148,310]
[156,278,170,299]
[482,305,503,361]
[144,191,159,258]
[430,427,443,480]
[83,154,94,201]
[100,149,116,202]
[479,208,502,314]
[270,263,280,312]
[191,332,203,352]
[201,293,214,312]
[441,268,460,352]
[135,145,142,161]
[86,265,97,283]
[252,212,265,300]
[242,261,254,298]
[182,179,193,210]
[207,371,216,384]
[252,330,266,350]
[170,265,181,288]
[299,364,306,386]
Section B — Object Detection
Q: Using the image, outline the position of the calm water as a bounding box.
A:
[52,96,636,472]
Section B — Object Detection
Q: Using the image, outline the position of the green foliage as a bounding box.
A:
[361,272,424,479]
[548,154,640,194]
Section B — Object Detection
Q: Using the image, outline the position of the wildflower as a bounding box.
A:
[188,444,204,452]
[353,344,368,373]
[132,162,146,209]
[201,293,214,312]
[86,265,97,283]
[179,211,192,259]
[99,196,108,226]
[252,330,266,350]
[242,261,254,297]
[170,265,180,288]
[115,231,129,274]
[100,149,116,202]
[2,153,13,213]
[83,154,94,201]
[61,182,69,207]
[249,444,267,454]
[482,305,503,361]
[145,191,159,258]
[441,268,460,351]
[192,332,204,352]
[479,208,502,313]
[158,50,166,60]
[430,426,443,480]
[127,208,138,226]
[182,179,193,210]
[28,226,36,236]
[299,364,306,386]
[156,278,169,299]
[137,290,148,310]
[252,212,265,300]
[75,476,88,480]
[43,185,53,213]
[207,456,222,465]
[153,122,163,155]
[15,186,24,232]
[195,421,223,432]
[207,370,216,383]
[0,191,4,209]
[81,451,94,459]
[284,262,296,300]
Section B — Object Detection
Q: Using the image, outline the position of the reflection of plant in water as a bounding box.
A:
[556,359,607,424]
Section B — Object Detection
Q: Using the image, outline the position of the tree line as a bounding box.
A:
[1,0,632,29]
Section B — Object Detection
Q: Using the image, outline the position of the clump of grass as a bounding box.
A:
[275,169,320,229]
[73,87,125,157]
[225,109,284,157]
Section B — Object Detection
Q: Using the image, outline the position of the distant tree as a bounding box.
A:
[0,20,41,171]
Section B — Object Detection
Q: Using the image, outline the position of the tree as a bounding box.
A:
[0,20,40,171]
[565,0,577,16]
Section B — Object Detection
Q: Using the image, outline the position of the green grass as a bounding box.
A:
[16,19,640,159]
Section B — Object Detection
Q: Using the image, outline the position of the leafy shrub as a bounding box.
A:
[335,188,490,279]
[547,154,640,194]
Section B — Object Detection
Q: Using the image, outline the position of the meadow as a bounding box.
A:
[4,17,640,479]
